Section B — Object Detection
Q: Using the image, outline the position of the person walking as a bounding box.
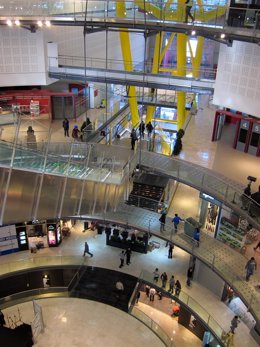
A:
[115,281,124,299]
[153,268,160,282]
[130,128,138,150]
[139,120,145,139]
[230,316,239,333]
[168,243,174,259]
[186,266,194,286]
[149,287,156,301]
[72,125,80,140]
[245,257,257,281]
[62,118,69,137]
[185,0,194,23]
[160,272,168,288]
[146,121,154,138]
[119,250,125,268]
[125,248,132,265]
[159,208,167,232]
[175,280,181,296]
[168,275,175,294]
[172,213,183,233]
[83,241,93,257]
[193,227,200,247]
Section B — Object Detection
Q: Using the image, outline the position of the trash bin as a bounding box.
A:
[184,217,201,238]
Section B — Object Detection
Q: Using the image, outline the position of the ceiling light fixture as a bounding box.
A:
[45,20,51,27]
[14,19,20,26]
[37,20,43,27]
[6,19,12,26]
[220,33,225,39]
[191,30,196,36]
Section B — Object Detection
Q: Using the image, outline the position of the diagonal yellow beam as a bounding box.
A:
[192,36,204,79]
[159,33,175,64]
[146,32,162,123]
[187,39,195,65]
[116,2,139,127]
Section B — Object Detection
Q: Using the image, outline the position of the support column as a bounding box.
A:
[89,83,95,109]
[176,33,186,130]
[116,2,139,127]
[146,33,161,123]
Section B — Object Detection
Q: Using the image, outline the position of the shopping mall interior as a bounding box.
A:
[0,1,260,347]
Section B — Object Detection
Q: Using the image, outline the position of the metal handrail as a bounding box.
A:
[138,269,226,345]
[1,0,259,33]
[131,306,176,347]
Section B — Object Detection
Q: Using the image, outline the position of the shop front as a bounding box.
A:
[46,220,62,247]
[215,207,258,252]
[199,192,222,237]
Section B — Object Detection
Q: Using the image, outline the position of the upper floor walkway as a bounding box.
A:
[0,0,259,44]
[0,138,259,227]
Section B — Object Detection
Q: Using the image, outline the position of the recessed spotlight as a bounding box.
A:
[6,19,12,26]
[45,20,51,27]
[220,33,225,39]
[15,20,20,26]
[37,20,43,27]
[191,30,196,36]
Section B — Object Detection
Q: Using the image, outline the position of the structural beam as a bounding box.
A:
[116,2,139,127]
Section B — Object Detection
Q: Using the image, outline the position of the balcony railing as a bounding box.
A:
[1,1,259,31]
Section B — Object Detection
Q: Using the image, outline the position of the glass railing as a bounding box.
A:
[139,269,224,344]
[0,139,259,223]
[131,306,175,347]
[1,1,259,31]
[0,287,69,309]
[55,55,217,81]
[136,150,260,225]
[0,140,132,184]
[0,256,85,277]
[85,190,260,323]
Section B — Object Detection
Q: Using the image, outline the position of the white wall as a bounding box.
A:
[193,259,225,298]
[0,25,145,87]
[213,42,260,118]
[0,27,49,87]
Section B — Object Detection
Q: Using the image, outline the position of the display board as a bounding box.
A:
[0,224,19,255]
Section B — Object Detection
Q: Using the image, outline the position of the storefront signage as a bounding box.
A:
[200,192,222,206]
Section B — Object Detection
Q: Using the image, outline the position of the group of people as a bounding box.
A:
[62,117,93,140]
[159,208,184,233]
[130,121,154,150]
[119,248,132,268]
[153,268,182,296]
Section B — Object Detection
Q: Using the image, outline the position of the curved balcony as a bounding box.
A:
[0,262,225,345]
[0,140,259,326]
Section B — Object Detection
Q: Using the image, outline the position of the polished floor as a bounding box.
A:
[0,223,258,347]
[4,298,165,347]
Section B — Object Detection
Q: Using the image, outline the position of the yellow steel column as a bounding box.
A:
[176,0,187,130]
[116,2,139,127]
[146,32,162,124]
[192,36,204,79]
[176,33,187,129]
